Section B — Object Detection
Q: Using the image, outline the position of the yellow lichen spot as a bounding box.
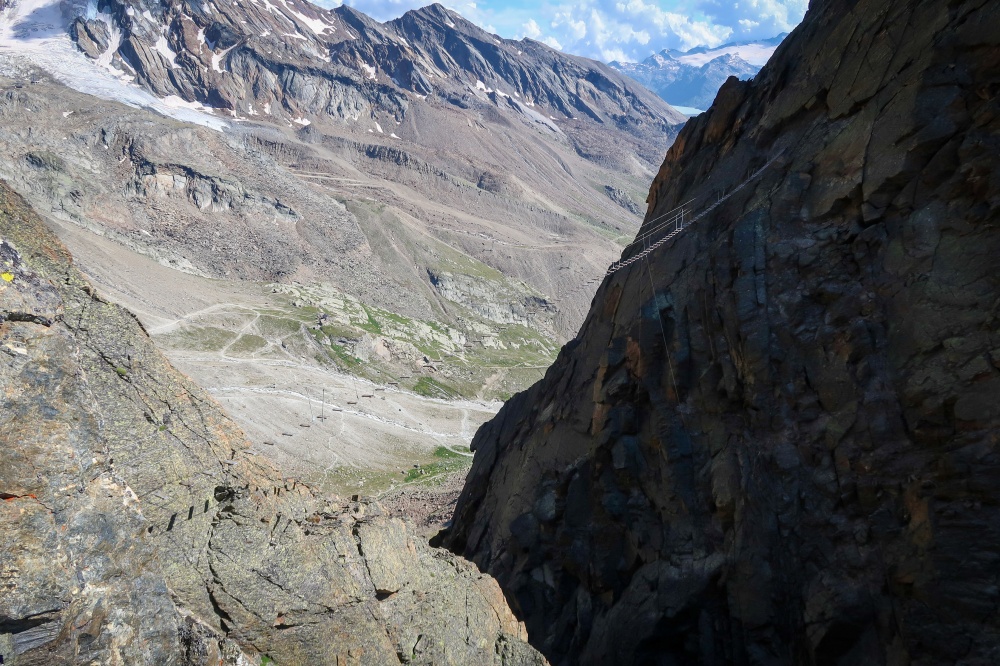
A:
[0,272,13,282]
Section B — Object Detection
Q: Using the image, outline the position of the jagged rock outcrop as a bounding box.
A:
[603,186,642,216]
[446,0,1000,664]
[0,182,546,665]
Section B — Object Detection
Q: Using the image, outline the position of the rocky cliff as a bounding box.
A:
[0,181,546,665]
[446,0,1000,663]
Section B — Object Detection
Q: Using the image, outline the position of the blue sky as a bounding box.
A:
[317,0,808,62]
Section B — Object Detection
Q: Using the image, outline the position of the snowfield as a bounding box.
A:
[674,42,778,68]
[0,0,228,130]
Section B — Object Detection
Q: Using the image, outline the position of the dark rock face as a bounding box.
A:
[0,183,546,665]
[447,0,1000,663]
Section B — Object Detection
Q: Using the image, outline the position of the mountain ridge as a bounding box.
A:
[65,0,685,160]
[609,34,785,110]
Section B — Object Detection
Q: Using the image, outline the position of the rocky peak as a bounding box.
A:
[398,3,465,28]
[64,0,683,163]
[446,0,1000,663]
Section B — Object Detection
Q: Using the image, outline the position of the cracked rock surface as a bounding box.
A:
[445,0,1000,664]
[0,181,546,665]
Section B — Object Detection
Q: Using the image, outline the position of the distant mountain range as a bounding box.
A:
[64,0,685,161]
[610,34,787,112]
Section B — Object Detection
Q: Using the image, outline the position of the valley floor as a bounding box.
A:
[51,217,497,497]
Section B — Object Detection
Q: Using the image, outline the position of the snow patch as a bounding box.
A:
[390,132,399,139]
[475,79,497,95]
[162,95,216,114]
[62,110,73,117]
[374,121,383,133]
[360,62,376,80]
[0,0,226,130]
[287,7,335,36]
[674,42,777,67]
[154,35,180,69]
[293,116,310,126]
[211,44,236,73]
[94,12,123,69]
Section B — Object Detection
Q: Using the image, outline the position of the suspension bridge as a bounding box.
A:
[540,151,783,306]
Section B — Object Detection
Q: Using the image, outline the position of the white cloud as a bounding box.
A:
[526,0,735,61]
[542,35,563,50]
[551,10,587,42]
[521,18,541,39]
[699,0,807,40]
[317,0,806,63]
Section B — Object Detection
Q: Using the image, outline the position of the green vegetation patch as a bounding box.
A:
[413,376,456,398]
[357,304,382,334]
[256,314,305,337]
[433,446,463,460]
[228,334,268,355]
[163,326,238,352]
[404,446,472,483]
